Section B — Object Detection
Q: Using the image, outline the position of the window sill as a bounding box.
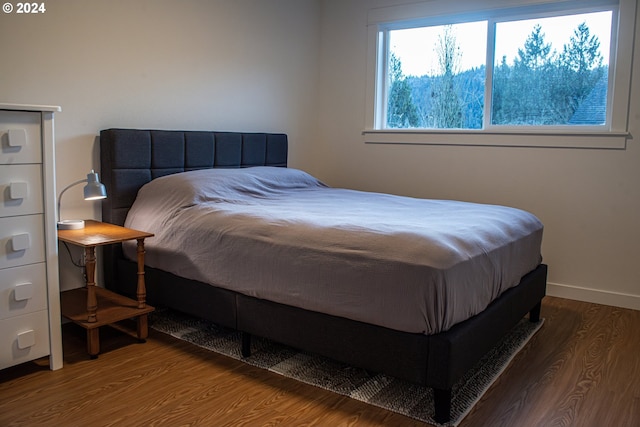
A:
[362,129,629,149]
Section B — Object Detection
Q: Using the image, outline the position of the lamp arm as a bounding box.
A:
[57,178,88,222]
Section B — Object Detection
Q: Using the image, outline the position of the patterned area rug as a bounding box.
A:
[150,310,543,426]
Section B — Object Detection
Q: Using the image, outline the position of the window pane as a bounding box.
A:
[492,11,612,126]
[386,21,487,129]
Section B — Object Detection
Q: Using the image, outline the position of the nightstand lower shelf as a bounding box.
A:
[61,287,154,358]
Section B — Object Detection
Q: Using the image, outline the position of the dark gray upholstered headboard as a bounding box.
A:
[100,128,288,226]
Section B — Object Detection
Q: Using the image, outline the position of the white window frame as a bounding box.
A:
[363,0,634,149]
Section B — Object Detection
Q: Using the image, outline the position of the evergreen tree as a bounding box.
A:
[512,24,557,124]
[387,53,420,128]
[562,22,603,73]
[516,24,554,70]
[559,22,605,117]
[492,55,513,124]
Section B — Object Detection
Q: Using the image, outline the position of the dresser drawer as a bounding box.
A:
[0,110,42,165]
[0,164,44,218]
[0,263,48,321]
[0,215,45,269]
[0,310,50,369]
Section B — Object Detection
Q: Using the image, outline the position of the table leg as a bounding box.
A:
[87,328,100,358]
[136,238,147,309]
[85,246,97,322]
[137,314,149,342]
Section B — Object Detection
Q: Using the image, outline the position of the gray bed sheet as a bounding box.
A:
[123,167,543,335]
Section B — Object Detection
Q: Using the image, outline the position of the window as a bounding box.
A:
[365,0,634,148]
[492,12,612,127]
[387,21,488,129]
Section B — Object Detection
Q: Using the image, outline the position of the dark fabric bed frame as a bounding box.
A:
[99,128,547,423]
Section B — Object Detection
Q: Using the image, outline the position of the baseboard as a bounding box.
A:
[547,282,640,311]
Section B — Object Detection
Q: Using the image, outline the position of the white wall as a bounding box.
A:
[313,0,640,309]
[0,0,320,289]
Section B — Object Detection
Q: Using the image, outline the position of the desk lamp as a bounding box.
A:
[57,170,107,229]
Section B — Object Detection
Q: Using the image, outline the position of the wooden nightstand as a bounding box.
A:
[59,220,154,358]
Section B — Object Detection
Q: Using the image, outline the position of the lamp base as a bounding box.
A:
[57,220,85,230]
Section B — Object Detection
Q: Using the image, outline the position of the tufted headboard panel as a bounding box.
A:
[100,128,288,226]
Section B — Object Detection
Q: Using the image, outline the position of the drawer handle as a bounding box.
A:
[11,233,30,251]
[17,330,35,349]
[14,282,34,301]
[9,182,29,200]
[7,129,27,148]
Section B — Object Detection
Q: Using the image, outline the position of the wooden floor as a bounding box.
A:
[1,296,639,427]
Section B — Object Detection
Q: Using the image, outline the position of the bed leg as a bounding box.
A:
[433,388,452,424]
[241,332,251,357]
[529,301,542,322]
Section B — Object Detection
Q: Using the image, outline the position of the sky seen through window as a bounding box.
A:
[389,11,612,77]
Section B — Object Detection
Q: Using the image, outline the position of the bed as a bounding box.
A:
[99,128,547,424]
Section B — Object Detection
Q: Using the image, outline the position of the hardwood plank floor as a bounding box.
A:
[1,296,638,426]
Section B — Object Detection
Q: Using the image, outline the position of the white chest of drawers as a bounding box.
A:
[0,103,62,370]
